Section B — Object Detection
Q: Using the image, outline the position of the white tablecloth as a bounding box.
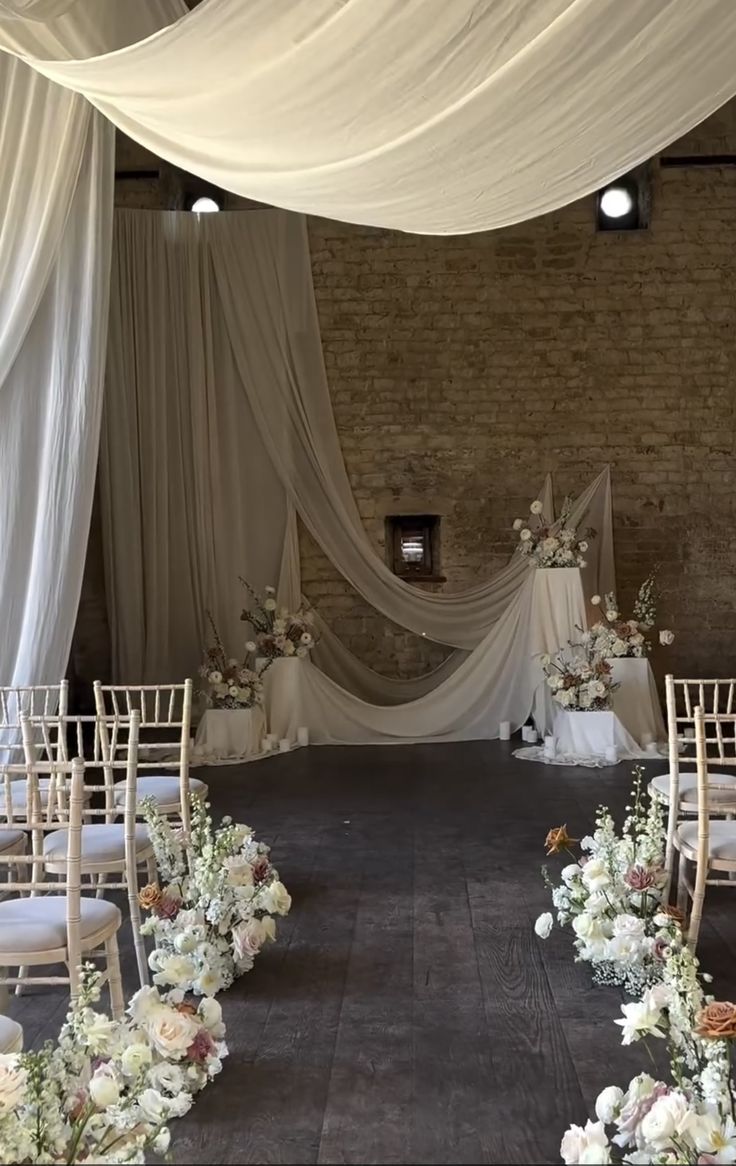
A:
[530,567,588,736]
[261,657,305,745]
[551,708,647,764]
[608,656,666,747]
[193,707,266,764]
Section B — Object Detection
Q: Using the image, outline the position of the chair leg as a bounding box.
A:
[95,872,108,900]
[146,855,157,884]
[127,872,149,988]
[14,967,28,995]
[676,854,690,916]
[688,859,708,953]
[105,933,125,1020]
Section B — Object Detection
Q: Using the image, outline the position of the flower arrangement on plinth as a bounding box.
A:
[0,966,226,1164]
[512,496,595,568]
[140,795,291,997]
[199,613,263,710]
[535,768,670,995]
[541,639,617,711]
[239,580,316,661]
[588,573,675,660]
[560,937,736,1164]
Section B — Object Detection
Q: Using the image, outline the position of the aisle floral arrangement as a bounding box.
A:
[140,795,291,997]
[0,967,226,1164]
[239,579,316,661]
[560,938,736,1164]
[535,768,671,995]
[541,639,617,711]
[588,573,675,660]
[512,496,595,568]
[199,613,263,709]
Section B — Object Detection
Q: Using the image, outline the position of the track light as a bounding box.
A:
[596,171,648,231]
[188,195,221,213]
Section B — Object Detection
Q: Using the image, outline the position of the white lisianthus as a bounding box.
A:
[534,912,553,939]
[512,518,523,531]
[560,1120,611,1165]
[121,1039,153,1077]
[612,913,646,939]
[595,1085,624,1125]
[0,1055,26,1113]
[659,629,675,646]
[148,1062,186,1096]
[139,1087,170,1124]
[560,863,581,885]
[264,597,277,611]
[614,998,666,1046]
[580,857,610,891]
[530,500,544,515]
[151,952,198,989]
[89,1063,121,1109]
[128,986,163,1025]
[224,857,254,887]
[208,670,222,684]
[520,528,533,541]
[195,968,225,997]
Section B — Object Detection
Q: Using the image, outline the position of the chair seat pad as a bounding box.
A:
[0,1015,22,1054]
[43,823,151,865]
[113,775,208,806]
[677,820,736,864]
[649,771,736,808]
[0,896,120,953]
[0,778,53,816]
[0,829,25,853]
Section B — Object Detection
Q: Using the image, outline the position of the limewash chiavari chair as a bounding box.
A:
[649,675,736,894]
[674,706,736,951]
[0,758,125,1018]
[0,680,68,817]
[21,711,153,988]
[93,680,206,834]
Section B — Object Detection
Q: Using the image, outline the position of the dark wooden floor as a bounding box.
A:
[10,742,736,1164]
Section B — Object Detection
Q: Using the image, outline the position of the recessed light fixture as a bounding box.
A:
[596,173,647,231]
[189,195,221,213]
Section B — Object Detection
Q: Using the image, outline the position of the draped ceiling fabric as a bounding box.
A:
[0,0,186,693]
[1,0,736,234]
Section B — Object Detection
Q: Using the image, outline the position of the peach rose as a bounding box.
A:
[138,882,162,911]
[697,1001,736,1039]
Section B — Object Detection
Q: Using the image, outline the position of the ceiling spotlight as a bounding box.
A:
[596,172,648,232]
[189,195,221,213]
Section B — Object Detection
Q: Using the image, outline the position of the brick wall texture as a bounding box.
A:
[75,107,736,686]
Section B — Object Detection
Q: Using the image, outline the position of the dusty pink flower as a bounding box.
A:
[186,1028,216,1064]
[624,865,656,891]
[252,856,270,884]
[154,894,181,921]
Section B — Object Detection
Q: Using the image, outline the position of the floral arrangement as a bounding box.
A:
[239,580,316,661]
[535,768,671,995]
[560,937,736,1164]
[588,574,675,660]
[199,613,263,709]
[541,639,617,711]
[512,496,595,568]
[0,967,226,1164]
[140,795,291,997]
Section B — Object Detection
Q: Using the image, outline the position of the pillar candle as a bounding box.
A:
[499,721,511,740]
[279,738,291,753]
[297,726,309,747]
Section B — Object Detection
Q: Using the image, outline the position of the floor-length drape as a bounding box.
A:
[2,0,736,234]
[102,211,292,683]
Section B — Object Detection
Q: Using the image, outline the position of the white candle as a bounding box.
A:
[279,738,291,753]
[297,726,309,747]
[544,736,555,758]
[264,733,277,749]
[604,746,618,765]
[499,721,511,741]
[526,729,538,744]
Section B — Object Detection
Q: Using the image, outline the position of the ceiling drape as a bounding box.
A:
[1,0,736,233]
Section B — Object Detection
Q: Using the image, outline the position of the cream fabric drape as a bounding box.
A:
[102,211,292,683]
[2,0,736,234]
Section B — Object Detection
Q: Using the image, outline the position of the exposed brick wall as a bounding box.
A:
[305,103,736,678]
[75,110,736,685]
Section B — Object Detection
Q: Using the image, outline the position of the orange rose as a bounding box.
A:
[661,904,685,928]
[545,825,578,855]
[138,882,162,911]
[696,1001,736,1039]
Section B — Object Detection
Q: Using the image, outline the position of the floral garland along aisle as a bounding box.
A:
[535,768,736,1164]
[0,798,291,1164]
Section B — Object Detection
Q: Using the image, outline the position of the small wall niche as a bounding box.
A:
[386,514,444,582]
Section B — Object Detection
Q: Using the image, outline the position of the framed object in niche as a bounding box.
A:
[386,515,444,582]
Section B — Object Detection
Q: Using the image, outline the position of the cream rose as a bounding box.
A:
[262,880,292,916]
[232,917,268,962]
[145,1005,199,1059]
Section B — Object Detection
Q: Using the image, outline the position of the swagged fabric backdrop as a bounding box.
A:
[2,0,736,740]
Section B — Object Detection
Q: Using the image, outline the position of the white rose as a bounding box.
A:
[560,863,581,885]
[520,528,533,541]
[121,1039,153,1077]
[151,953,198,989]
[0,1054,26,1113]
[612,914,646,939]
[139,1087,169,1124]
[591,595,601,605]
[595,1085,624,1125]
[145,1005,200,1059]
[560,1120,611,1165]
[264,598,277,611]
[659,629,675,646]
[572,913,609,944]
[580,857,610,890]
[199,997,225,1037]
[530,500,544,515]
[534,912,553,939]
[640,1092,696,1148]
[262,879,292,916]
[89,1063,120,1109]
[512,518,523,531]
[128,986,162,1025]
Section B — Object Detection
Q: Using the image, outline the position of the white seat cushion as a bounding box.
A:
[113,775,208,807]
[43,823,151,866]
[649,771,736,809]
[0,829,25,854]
[0,896,120,954]
[0,1015,22,1054]
[0,778,53,817]
[677,820,736,864]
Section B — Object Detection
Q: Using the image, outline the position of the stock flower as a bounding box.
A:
[139,883,163,911]
[534,912,553,939]
[545,825,578,855]
[696,1002,736,1039]
[82,1010,119,1055]
[0,1054,26,1113]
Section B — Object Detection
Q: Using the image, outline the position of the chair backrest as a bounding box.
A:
[0,680,68,765]
[0,757,84,990]
[666,675,736,765]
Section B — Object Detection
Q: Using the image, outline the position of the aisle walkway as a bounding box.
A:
[172,743,736,1164]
